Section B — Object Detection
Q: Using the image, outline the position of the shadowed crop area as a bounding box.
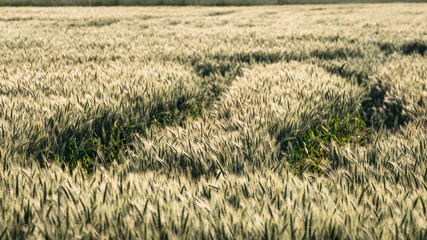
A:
[1,4,427,239]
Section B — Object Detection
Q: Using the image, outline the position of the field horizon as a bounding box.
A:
[0,0,426,6]
[1,4,427,239]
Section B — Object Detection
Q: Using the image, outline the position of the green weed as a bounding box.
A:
[286,113,369,174]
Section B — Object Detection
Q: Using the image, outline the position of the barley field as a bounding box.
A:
[1,4,427,239]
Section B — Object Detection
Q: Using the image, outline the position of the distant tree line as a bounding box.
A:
[0,0,425,7]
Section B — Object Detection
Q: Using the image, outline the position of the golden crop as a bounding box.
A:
[0,4,426,239]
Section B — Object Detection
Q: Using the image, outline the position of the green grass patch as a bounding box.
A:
[286,113,369,174]
[50,119,138,174]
